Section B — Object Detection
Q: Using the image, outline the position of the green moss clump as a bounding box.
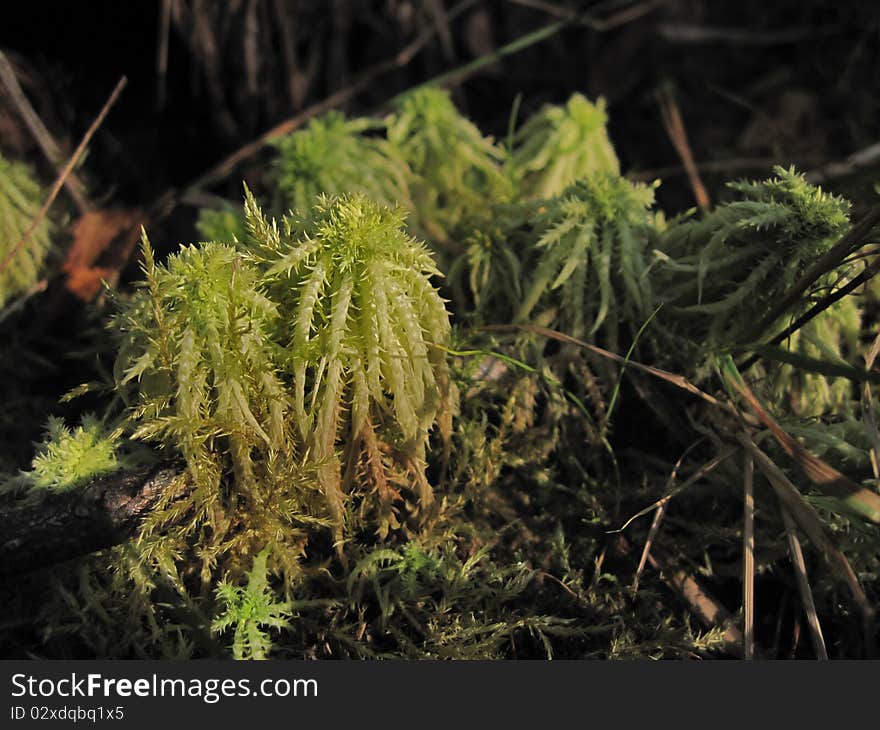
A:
[269,112,411,217]
[658,166,851,351]
[509,94,620,201]
[0,153,52,307]
[110,192,455,585]
[247,192,456,541]
[388,88,510,246]
[27,414,121,492]
[515,173,658,348]
[112,237,320,583]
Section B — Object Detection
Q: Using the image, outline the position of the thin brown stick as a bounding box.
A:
[614,450,735,533]
[632,439,704,593]
[0,50,90,214]
[483,322,737,416]
[657,83,709,210]
[807,141,880,184]
[632,502,668,594]
[780,506,828,660]
[645,550,744,652]
[736,431,874,624]
[742,451,755,660]
[626,156,776,182]
[619,533,743,655]
[0,76,127,277]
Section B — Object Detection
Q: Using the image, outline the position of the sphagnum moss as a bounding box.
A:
[0,152,53,307]
[388,87,511,246]
[245,191,456,543]
[111,191,456,588]
[14,89,880,661]
[515,173,658,349]
[509,94,620,201]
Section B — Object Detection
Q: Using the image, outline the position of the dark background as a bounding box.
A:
[2,0,878,213]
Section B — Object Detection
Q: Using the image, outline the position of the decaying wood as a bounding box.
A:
[0,463,182,580]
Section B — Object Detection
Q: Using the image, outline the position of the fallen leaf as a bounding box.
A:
[64,208,143,300]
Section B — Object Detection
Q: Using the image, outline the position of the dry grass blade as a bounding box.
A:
[484,323,739,416]
[720,356,880,523]
[633,440,706,594]
[633,502,668,595]
[645,550,743,654]
[742,451,755,660]
[657,83,709,210]
[0,50,90,214]
[755,255,880,362]
[0,76,127,277]
[780,506,828,660]
[736,431,874,625]
[743,205,880,344]
[862,327,880,479]
[613,449,735,533]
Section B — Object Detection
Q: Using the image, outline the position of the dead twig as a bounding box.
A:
[780,506,828,660]
[613,449,734,533]
[742,451,755,660]
[619,533,743,656]
[645,550,744,654]
[0,76,127,278]
[0,50,90,214]
[657,83,709,211]
[0,463,183,581]
[807,141,880,184]
[626,156,777,182]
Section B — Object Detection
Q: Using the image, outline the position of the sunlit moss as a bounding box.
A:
[0,153,52,306]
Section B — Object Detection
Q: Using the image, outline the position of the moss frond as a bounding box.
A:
[509,94,620,200]
[250,194,456,541]
[658,166,851,351]
[269,112,411,217]
[212,548,292,660]
[516,173,658,348]
[388,88,511,245]
[114,237,290,494]
[26,414,121,492]
[0,153,52,307]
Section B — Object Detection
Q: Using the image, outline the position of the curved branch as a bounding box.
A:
[0,463,182,580]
